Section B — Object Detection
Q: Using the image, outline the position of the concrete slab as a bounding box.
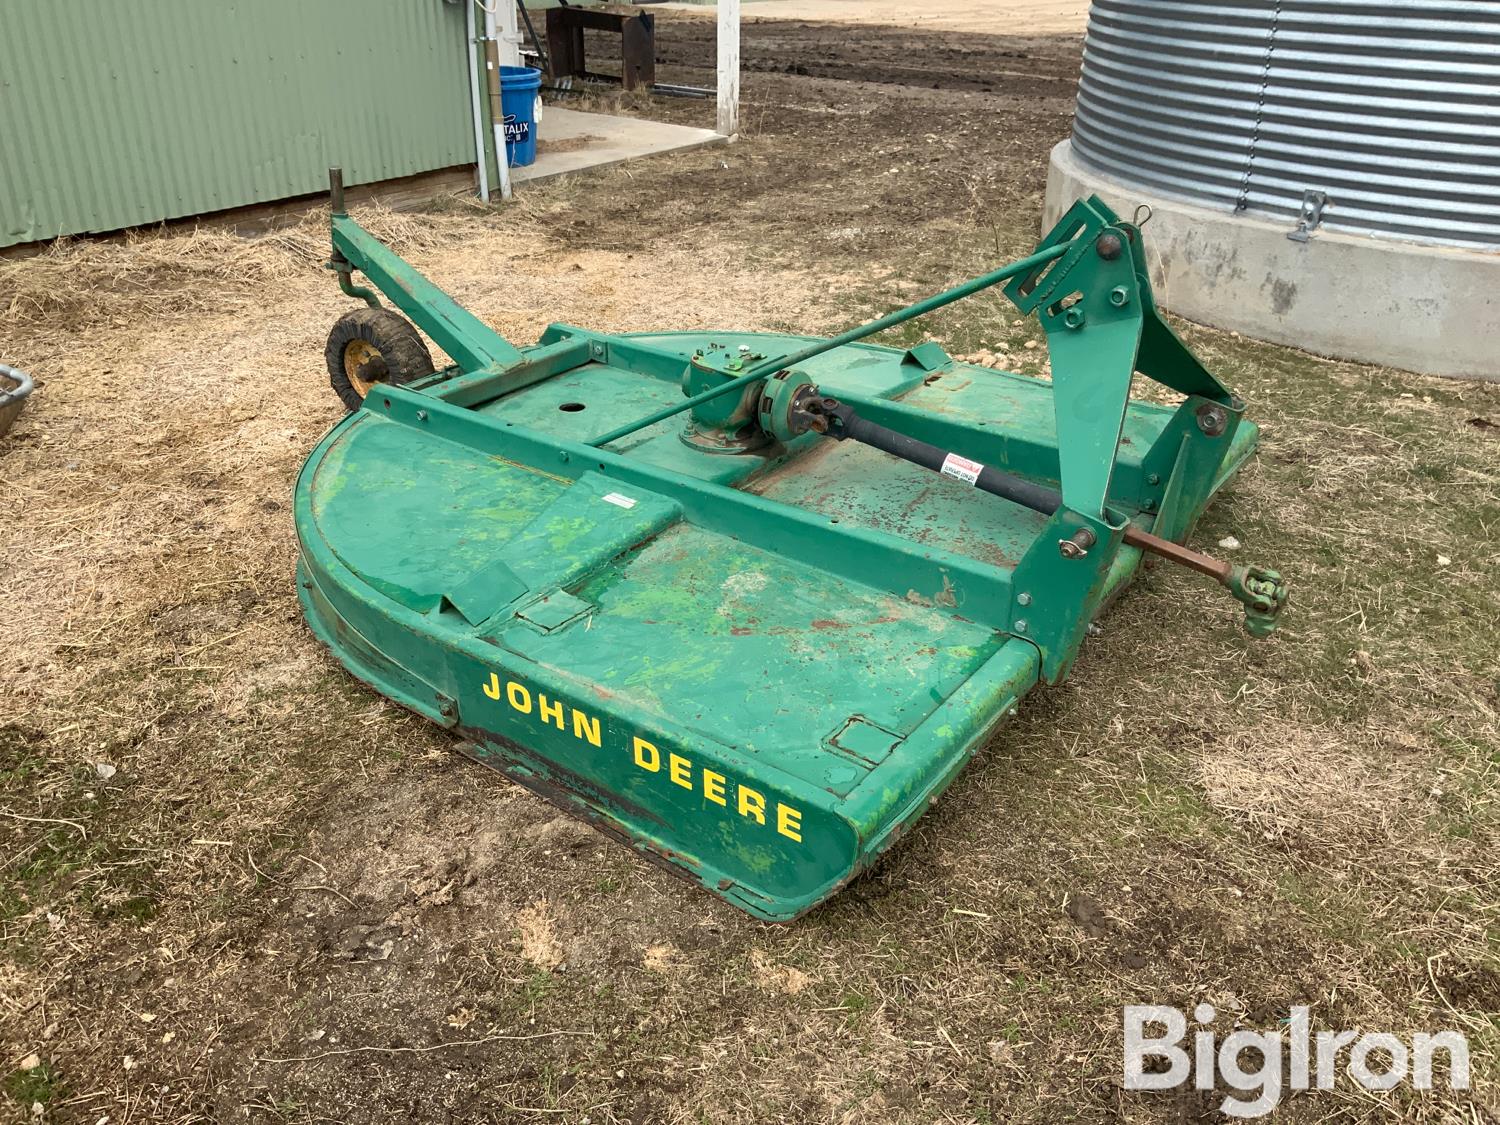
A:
[1045,139,1500,381]
[512,108,726,186]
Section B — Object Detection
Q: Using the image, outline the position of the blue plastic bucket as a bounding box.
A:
[500,66,542,167]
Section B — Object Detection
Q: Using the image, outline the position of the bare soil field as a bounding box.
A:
[3,14,1498,1125]
[654,0,1090,36]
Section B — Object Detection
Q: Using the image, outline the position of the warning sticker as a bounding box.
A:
[602,492,638,509]
[939,453,984,486]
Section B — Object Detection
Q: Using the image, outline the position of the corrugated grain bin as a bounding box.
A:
[1045,0,1500,378]
[1071,0,1500,248]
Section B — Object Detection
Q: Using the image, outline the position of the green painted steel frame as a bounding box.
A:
[304,199,1261,917]
[328,199,1253,683]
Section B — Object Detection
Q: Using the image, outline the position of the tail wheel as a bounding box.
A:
[325,308,435,411]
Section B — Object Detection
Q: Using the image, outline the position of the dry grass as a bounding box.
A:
[0,174,851,1122]
[1197,723,1427,845]
[0,203,465,336]
[0,190,841,692]
[517,901,566,972]
[3,17,1498,1125]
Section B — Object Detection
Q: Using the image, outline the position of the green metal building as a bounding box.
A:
[0,0,484,249]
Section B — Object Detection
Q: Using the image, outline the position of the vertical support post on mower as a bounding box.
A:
[326,170,525,372]
[326,167,381,309]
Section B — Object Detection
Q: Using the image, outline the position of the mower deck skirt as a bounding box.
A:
[295,330,1256,920]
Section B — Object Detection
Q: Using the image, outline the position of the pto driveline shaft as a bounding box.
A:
[808,395,1234,581]
[833,408,1065,517]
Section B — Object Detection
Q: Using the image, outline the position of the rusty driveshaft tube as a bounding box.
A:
[1120,525,1229,581]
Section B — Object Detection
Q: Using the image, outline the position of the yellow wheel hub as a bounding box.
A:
[343,339,385,398]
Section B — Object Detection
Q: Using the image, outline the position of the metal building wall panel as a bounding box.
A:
[1071,0,1500,248]
[0,0,475,248]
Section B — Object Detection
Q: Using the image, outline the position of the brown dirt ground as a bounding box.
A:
[3,14,1499,1125]
[652,0,1091,37]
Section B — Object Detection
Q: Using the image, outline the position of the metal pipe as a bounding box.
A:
[1121,525,1231,582]
[482,4,514,201]
[466,0,490,203]
[586,240,1071,449]
[808,396,1285,632]
[333,260,382,309]
[329,166,346,216]
[517,0,547,72]
[0,365,32,402]
[0,364,34,439]
[327,169,381,307]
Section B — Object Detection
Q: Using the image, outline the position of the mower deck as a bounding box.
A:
[297,327,1255,920]
[296,187,1283,921]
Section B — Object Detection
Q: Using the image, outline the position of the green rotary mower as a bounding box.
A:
[295,169,1287,921]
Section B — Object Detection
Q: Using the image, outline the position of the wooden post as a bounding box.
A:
[717,0,740,138]
[621,14,657,92]
[545,8,585,81]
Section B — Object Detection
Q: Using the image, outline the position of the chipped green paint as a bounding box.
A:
[296,198,1265,920]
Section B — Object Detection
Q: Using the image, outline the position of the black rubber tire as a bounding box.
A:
[325,307,435,412]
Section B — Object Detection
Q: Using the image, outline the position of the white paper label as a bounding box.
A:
[602,492,638,509]
[939,453,983,486]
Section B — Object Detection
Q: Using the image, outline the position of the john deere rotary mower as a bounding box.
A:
[296,169,1287,921]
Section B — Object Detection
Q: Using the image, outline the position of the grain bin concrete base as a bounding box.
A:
[1045,140,1498,381]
